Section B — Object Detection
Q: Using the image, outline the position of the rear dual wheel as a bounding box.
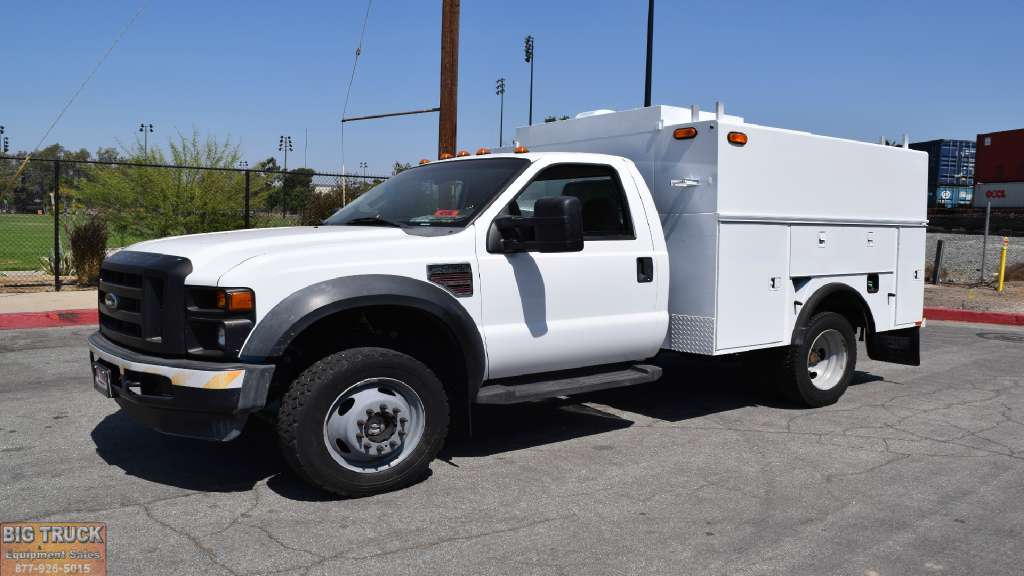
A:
[277,347,449,497]
[779,312,856,407]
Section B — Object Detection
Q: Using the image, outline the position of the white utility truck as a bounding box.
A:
[89,104,926,496]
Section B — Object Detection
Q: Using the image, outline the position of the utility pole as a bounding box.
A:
[524,35,534,125]
[139,123,153,155]
[0,126,8,154]
[496,78,506,146]
[644,0,654,107]
[438,0,460,158]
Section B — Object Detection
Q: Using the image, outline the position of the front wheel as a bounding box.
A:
[779,312,857,407]
[277,347,449,497]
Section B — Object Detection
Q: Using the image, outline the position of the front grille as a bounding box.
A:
[99,251,192,356]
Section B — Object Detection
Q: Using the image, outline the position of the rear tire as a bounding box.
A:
[779,312,856,407]
[277,347,449,497]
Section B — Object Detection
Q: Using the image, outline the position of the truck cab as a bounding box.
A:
[90,105,926,497]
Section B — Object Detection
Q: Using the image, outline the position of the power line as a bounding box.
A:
[2,1,150,199]
[340,0,374,177]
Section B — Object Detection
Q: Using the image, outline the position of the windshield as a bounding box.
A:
[324,158,530,228]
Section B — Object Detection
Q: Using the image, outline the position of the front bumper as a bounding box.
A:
[88,332,274,441]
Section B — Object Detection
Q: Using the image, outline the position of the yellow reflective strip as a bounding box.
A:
[203,370,243,390]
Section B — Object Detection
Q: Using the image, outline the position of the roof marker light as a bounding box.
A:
[727,131,748,146]
[456,150,470,157]
[419,158,430,165]
[439,152,454,160]
[673,127,698,140]
[514,145,529,153]
[476,147,491,155]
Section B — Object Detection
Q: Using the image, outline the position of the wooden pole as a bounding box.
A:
[438,0,459,158]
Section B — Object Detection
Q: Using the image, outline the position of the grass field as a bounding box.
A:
[0,214,55,271]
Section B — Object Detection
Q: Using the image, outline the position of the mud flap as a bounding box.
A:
[867,326,920,366]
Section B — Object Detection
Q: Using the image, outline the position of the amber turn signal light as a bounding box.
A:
[727,131,748,146]
[217,289,254,313]
[673,127,698,140]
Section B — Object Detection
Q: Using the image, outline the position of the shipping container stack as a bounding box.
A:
[974,128,1024,209]
[909,139,976,209]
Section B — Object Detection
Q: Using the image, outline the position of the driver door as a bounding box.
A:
[475,161,662,379]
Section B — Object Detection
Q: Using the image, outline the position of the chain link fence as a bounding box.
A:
[0,156,386,291]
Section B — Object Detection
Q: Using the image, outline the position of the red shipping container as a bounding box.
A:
[976,128,1024,183]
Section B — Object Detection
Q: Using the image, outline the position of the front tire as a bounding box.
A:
[779,312,856,407]
[277,347,449,497]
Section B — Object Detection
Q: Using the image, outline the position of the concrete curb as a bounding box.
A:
[924,307,1024,327]
[2,306,1021,331]
[0,309,98,331]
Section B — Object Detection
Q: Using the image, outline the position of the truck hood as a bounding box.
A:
[128,226,412,285]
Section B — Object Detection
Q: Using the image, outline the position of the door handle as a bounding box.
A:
[637,257,654,283]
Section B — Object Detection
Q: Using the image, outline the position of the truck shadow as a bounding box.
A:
[91,411,284,493]
[445,354,883,458]
[91,355,883,500]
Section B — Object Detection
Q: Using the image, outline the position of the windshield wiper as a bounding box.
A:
[343,216,404,228]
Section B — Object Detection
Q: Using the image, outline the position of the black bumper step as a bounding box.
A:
[475,364,662,405]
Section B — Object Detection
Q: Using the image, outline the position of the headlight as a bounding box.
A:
[186,286,256,358]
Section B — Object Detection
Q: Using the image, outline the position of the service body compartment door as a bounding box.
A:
[895,227,926,326]
[715,223,788,350]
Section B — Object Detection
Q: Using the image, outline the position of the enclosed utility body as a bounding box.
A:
[516,105,928,355]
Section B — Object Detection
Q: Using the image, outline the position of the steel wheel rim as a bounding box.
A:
[322,377,426,473]
[806,329,848,391]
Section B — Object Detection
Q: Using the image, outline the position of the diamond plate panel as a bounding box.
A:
[668,314,715,355]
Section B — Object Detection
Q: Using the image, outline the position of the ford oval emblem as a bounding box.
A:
[103,293,120,310]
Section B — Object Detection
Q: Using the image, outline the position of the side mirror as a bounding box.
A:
[489,196,583,253]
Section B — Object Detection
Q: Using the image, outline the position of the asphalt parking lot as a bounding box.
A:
[2,321,1023,576]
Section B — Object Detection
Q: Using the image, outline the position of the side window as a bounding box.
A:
[505,164,635,240]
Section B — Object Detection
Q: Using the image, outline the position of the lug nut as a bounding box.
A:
[392,407,401,414]
[399,417,408,425]
[366,409,374,416]
[389,440,398,448]
[355,433,363,441]
[398,430,406,437]
[379,403,388,412]
[357,420,365,427]
[363,443,371,450]
[376,445,384,454]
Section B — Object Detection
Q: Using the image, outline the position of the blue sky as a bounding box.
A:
[4,0,1023,175]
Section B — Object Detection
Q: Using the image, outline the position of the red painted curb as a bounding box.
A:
[924,307,1024,326]
[0,309,99,330]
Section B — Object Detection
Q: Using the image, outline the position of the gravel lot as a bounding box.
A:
[927,233,1024,283]
[2,323,1024,575]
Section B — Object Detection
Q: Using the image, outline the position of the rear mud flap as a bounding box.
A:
[867,326,920,366]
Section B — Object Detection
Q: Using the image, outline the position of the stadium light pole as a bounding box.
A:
[139,123,153,155]
[278,135,293,172]
[496,78,506,146]
[524,35,534,125]
[278,135,293,216]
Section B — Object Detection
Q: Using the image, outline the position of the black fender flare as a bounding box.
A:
[791,282,874,347]
[240,274,486,396]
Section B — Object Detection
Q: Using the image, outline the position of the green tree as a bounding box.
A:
[71,131,243,245]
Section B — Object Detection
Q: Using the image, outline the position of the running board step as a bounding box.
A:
[475,364,662,405]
